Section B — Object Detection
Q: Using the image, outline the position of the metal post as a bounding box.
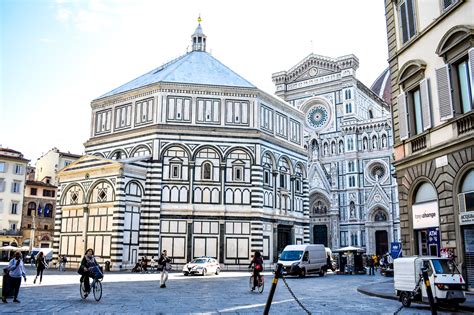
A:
[263,263,283,315]
[421,267,437,315]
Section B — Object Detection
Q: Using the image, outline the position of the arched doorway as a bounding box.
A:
[375,230,388,255]
[313,225,328,246]
[412,182,439,256]
[458,169,474,289]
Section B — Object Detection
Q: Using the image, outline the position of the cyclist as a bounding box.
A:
[248,250,263,291]
[78,249,102,297]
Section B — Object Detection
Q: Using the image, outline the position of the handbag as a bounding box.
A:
[3,262,19,276]
[165,263,172,271]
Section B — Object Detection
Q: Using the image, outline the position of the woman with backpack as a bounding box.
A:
[33,251,47,284]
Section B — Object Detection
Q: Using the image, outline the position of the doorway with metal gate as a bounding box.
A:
[277,225,292,255]
[313,225,328,247]
[375,230,388,255]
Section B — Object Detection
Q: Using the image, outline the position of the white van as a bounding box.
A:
[278,244,327,277]
[394,256,466,308]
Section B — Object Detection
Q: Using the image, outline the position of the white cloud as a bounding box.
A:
[56,7,72,22]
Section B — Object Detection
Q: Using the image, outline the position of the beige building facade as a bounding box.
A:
[21,179,57,249]
[385,0,474,288]
[0,148,29,259]
[35,147,81,186]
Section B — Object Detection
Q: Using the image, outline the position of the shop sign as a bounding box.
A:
[412,201,439,229]
[459,211,474,225]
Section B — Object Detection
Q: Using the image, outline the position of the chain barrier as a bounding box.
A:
[393,304,404,315]
[281,275,312,315]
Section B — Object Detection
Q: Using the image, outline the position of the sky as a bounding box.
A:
[0,0,388,164]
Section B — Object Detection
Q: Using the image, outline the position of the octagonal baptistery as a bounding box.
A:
[54,22,309,270]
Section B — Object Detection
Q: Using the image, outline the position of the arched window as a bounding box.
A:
[415,182,437,203]
[27,202,36,216]
[338,140,344,154]
[368,109,374,119]
[459,170,474,212]
[347,138,354,151]
[44,204,53,217]
[202,162,212,180]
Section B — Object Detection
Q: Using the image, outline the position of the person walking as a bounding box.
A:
[2,251,27,303]
[158,250,171,288]
[59,255,68,271]
[368,255,375,275]
[33,251,47,284]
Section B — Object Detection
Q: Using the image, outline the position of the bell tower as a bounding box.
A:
[191,16,207,52]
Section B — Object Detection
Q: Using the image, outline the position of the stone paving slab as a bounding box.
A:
[0,266,471,314]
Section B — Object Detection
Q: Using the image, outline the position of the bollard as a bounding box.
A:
[421,267,437,315]
[263,263,283,315]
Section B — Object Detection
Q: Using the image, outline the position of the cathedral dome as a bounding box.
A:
[370,68,391,106]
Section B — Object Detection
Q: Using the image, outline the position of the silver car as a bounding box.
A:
[183,257,221,276]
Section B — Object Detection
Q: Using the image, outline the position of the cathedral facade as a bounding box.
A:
[272,54,400,255]
[53,23,309,269]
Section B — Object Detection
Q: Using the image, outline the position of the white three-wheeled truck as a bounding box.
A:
[394,256,467,308]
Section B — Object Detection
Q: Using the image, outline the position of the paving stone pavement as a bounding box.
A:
[0,267,470,314]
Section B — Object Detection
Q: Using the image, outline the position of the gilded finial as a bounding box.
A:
[198,15,202,24]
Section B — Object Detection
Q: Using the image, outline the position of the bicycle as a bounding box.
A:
[80,276,103,301]
[249,271,264,293]
[80,266,103,301]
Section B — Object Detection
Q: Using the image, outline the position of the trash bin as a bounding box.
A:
[105,261,111,272]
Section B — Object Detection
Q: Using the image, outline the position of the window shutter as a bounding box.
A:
[458,193,466,212]
[436,65,454,120]
[469,48,474,101]
[397,93,409,140]
[420,78,432,130]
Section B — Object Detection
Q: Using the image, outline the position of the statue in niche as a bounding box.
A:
[363,137,368,150]
[311,140,319,159]
[323,143,328,155]
[382,135,387,148]
[372,137,377,149]
[331,142,335,155]
[339,141,344,154]
[349,201,356,218]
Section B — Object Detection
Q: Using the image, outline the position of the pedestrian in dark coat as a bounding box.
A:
[158,250,171,288]
[34,251,47,284]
